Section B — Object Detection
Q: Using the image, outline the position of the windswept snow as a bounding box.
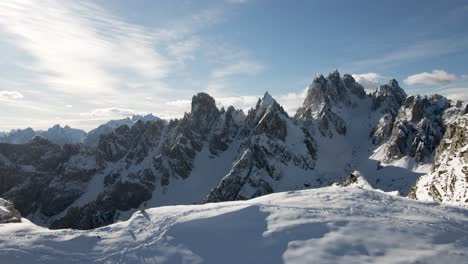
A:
[1,187,467,264]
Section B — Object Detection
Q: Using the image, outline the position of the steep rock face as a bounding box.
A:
[154,93,244,184]
[210,106,246,155]
[370,80,407,145]
[206,93,317,202]
[52,120,166,229]
[410,114,468,207]
[371,79,407,115]
[0,138,96,220]
[295,71,366,137]
[381,94,451,163]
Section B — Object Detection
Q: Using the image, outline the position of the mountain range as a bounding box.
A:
[0,70,466,230]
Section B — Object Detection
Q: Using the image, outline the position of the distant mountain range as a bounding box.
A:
[0,70,466,230]
[0,114,160,145]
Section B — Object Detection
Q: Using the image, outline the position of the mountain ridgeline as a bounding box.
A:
[0,70,466,229]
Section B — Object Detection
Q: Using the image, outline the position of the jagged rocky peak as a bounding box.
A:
[410,114,468,207]
[97,119,165,164]
[295,70,364,137]
[247,92,288,141]
[372,79,407,115]
[442,100,468,126]
[209,105,246,155]
[295,70,365,119]
[382,94,451,163]
[250,92,286,120]
[190,92,220,134]
[343,73,366,98]
[206,92,318,203]
[369,79,408,145]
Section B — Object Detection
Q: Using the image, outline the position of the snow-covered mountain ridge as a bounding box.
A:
[0,114,160,146]
[0,70,467,230]
[1,187,467,263]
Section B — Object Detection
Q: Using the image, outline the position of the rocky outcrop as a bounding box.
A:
[410,114,468,207]
[206,93,317,202]
[371,79,407,115]
[0,138,97,220]
[382,94,451,163]
[295,71,365,137]
[0,198,21,223]
[370,79,407,144]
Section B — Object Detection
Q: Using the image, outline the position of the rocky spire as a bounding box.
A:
[371,79,407,115]
[190,92,220,134]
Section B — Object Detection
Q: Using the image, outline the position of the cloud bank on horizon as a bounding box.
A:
[0,0,467,131]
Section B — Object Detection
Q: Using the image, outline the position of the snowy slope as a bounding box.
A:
[412,114,468,207]
[0,187,467,264]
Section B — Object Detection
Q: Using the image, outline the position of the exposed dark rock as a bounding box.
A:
[383,95,450,163]
[0,198,22,223]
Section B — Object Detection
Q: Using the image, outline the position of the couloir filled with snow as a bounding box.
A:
[1,186,467,263]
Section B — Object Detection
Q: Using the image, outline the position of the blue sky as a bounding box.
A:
[0,0,467,131]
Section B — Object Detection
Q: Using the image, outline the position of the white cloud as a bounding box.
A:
[0,1,170,94]
[436,87,468,102]
[167,37,200,64]
[352,73,383,91]
[404,70,458,85]
[80,107,136,118]
[166,99,191,107]
[0,90,24,100]
[216,95,259,112]
[211,61,264,78]
[276,89,308,114]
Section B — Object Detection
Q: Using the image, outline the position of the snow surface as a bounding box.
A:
[1,187,467,264]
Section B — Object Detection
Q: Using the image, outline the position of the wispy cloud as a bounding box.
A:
[80,107,137,118]
[404,70,459,85]
[436,87,468,102]
[0,90,24,100]
[350,37,468,70]
[0,1,170,94]
[211,61,264,79]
